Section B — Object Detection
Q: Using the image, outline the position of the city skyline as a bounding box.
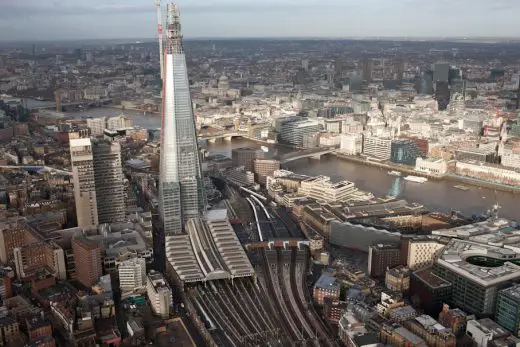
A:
[1,0,520,41]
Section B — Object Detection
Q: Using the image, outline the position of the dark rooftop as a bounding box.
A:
[413,267,451,289]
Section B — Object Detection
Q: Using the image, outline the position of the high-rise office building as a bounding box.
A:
[410,267,452,318]
[253,159,280,185]
[416,71,434,95]
[231,147,265,172]
[368,243,402,278]
[277,117,322,147]
[450,79,466,117]
[70,138,125,227]
[92,139,125,224]
[158,4,206,237]
[146,270,173,317]
[391,140,423,165]
[396,58,405,85]
[495,285,520,337]
[72,236,102,288]
[433,63,450,83]
[434,239,520,316]
[435,81,450,111]
[70,139,98,227]
[516,77,520,110]
[363,136,392,160]
[153,5,254,283]
[448,68,462,85]
[0,219,26,264]
[0,55,6,69]
[362,57,373,82]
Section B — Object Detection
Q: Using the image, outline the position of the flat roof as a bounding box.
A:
[394,326,425,344]
[432,218,514,239]
[413,267,451,289]
[436,239,520,287]
[314,272,340,291]
[499,284,520,301]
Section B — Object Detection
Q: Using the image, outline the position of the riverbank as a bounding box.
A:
[334,152,520,194]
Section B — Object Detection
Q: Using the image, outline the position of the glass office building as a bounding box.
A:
[391,140,423,165]
[159,5,206,235]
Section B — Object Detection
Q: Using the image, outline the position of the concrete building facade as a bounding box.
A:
[70,138,98,227]
[72,236,102,288]
[118,258,146,293]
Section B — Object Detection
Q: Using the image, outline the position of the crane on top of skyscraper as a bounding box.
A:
[155,0,164,80]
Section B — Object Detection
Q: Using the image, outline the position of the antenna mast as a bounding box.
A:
[155,0,164,79]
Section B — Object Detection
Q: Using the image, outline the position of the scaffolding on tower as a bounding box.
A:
[165,3,183,54]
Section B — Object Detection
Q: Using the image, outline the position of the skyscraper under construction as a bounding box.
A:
[153,4,253,283]
[158,4,206,236]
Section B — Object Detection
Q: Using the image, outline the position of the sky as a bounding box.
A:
[0,0,519,41]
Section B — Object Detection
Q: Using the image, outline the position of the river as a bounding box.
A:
[65,109,520,221]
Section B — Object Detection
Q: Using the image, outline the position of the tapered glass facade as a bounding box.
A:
[158,38,206,235]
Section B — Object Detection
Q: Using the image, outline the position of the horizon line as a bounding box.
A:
[2,35,520,44]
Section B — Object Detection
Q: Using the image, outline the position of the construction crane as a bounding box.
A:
[155,0,164,80]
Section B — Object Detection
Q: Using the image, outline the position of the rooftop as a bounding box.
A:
[432,218,515,239]
[342,199,427,219]
[391,305,417,317]
[414,314,450,334]
[387,265,410,277]
[166,213,254,283]
[437,239,520,287]
[412,267,452,289]
[371,243,400,250]
[394,326,426,344]
[499,284,520,301]
[469,318,509,338]
[315,272,340,291]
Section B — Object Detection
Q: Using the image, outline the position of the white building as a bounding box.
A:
[107,114,133,131]
[118,258,146,293]
[404,239,444,270]
[86,117,106,137]
[299,176,370,203]
[146,270,173,317]
[466,318,511,347]
[340,133,363,155]
[342,121,363,134]
[363,136,392,160]
[83,86,108,100]
[415,158,448,175]
[319,133,341,147]
[338,311,373,347]
[456,160,520,186]
[501,149,520,170]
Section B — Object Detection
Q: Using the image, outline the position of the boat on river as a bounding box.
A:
[454,185,470,191]
[388,170,402,177]
[404,175,428,183]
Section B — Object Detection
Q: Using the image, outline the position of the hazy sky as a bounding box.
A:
[0,0,519,41]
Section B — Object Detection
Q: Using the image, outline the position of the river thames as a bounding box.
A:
[66,109,520,221]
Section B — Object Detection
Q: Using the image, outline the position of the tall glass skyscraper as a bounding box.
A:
[159,4,206,235]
